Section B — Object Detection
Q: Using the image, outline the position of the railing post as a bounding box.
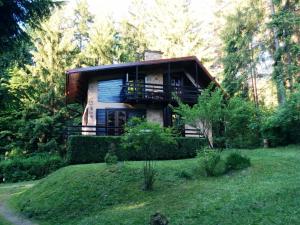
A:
[135,66,139,99]
[167,63,171,101]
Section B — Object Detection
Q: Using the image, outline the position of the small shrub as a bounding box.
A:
[104,144,118,165]
[212,159,226,176]
[176,170,193,180]
[226,152,251,171]
[143,161,156,191]
[197,149,226,177]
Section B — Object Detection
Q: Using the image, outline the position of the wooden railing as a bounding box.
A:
[121,82,201,103]
[67,125,204,138]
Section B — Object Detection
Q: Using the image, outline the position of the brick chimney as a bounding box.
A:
[143,50,163,61]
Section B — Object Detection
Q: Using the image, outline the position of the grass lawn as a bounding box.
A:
[5,145,300,225]
[0,215,13,225]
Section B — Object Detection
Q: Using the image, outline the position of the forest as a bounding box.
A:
[0,0,299,160]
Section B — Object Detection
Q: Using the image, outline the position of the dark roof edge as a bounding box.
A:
[66,56,198,74]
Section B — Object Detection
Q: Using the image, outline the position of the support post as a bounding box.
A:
[167,63,171,100]
[135,66,139,98]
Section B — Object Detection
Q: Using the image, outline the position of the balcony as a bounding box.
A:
[121,82,201,104]
[67,125,204,138]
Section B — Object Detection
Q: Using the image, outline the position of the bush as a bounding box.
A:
[197,149,226,177]
[104,144,118,165]
[262,87,300,146]
[67,136,206,164]
[0,153,65,183]
[176,170,193,180]
[224,97,261,148]
[226,152,251,171]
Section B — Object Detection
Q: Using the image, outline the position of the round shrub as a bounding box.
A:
[197,149,226,177]
[226,152,251,171]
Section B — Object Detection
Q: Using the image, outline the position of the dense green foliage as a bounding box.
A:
[175,88,261,148]
[67,135,206,164]
[221,0,264,98]
[197,149,227,176]
[122,118,176,190]
[225,152,251,171]
[0,153,65,183]
[197,150,251,177]
[6,146,300,225]
[262,85,300,146]
[224,97,261,148]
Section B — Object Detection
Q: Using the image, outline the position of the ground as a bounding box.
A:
[1,146,300,225]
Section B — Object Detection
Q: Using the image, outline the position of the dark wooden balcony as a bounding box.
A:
[67,125,204,138]
[121,82,201,104]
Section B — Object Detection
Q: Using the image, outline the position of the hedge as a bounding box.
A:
[67,135,207,164]
[0,153,65,183]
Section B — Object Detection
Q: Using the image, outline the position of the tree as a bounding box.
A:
[122,118,176,190]
[124,0,203,58]
[268,0,300,104]
[0,8,79,155]
[174,87,224,148]
[221,0,264,98]
[72,0,95,66]
[0,0,58,52]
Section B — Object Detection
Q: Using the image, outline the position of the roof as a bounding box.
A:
[65,56,221,103]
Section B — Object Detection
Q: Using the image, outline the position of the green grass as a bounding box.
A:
[8,145,300,225]
[0,215,13,225]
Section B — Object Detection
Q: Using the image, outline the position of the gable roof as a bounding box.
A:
[66,56,220,103]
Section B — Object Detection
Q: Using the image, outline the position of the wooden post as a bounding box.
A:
[167,63,171,100]
[135,66,138,98]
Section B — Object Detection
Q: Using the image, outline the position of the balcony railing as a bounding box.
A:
[67,125,204,138]
[121,82,201,103]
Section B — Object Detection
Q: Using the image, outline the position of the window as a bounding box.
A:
[98,79,123,102]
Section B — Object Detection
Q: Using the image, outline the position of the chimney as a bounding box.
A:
[143,50,163,61]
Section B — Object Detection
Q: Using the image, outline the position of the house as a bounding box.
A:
[65,51,219,138]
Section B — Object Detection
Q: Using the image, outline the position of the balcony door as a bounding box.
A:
[107,110,127,136]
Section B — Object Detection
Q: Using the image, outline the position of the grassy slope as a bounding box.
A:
[9,146,300,225]
[0,181,36,225]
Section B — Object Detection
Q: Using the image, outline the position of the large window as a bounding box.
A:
[96,109,146,136]
[98,79,123,102]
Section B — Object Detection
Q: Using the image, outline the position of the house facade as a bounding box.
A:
[65,51,219,138]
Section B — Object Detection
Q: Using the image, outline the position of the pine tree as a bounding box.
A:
[221,0,264,98]
[124,0,203,58]
[269,0,300,104]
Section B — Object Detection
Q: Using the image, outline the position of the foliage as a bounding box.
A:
[0,153,65,183]
[262,85,300,146]
[269,0,300,104]
[174,87,224,148]
[124,0,203,58]
[221,0,264,98]
[122,118,177,160]
[122,118,176,190]
[224,96,261,148]
[0,0,58,52]
[104,144,118,165]
[197,148,226,177]
[225,152,251,171]
[67,135,205,164]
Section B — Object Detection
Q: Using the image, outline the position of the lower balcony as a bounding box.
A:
[66,125,204,138]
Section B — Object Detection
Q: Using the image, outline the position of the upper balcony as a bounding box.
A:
[121,81,201,104]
